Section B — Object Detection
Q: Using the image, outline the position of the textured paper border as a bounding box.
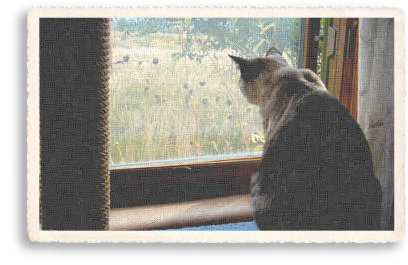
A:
[27,6,405,243]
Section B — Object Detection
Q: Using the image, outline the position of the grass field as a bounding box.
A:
[109,30,265,165]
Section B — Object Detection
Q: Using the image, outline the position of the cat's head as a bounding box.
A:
[229,47,288,106]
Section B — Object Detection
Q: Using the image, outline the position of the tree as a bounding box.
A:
[110,17,301,65]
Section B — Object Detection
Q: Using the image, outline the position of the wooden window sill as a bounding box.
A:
[109,155,260,230]
[110,154,261,208]
[109,194,253,230]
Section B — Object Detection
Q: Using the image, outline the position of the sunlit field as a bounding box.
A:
[108,18,300,165]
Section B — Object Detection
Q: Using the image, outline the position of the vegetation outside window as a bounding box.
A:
[109,18,302,167]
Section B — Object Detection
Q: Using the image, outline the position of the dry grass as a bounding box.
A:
[109,31,263,165]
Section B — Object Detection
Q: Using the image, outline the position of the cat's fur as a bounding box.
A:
[229,48,382,230]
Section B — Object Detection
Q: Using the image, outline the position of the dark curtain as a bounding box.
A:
[40,18,111,230]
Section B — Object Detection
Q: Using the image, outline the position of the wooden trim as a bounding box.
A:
[320,18,330,87]
[302,18,321,72]
[350,23,359,120]
[325,18,359,120]
[109,194,253,230]
[110,155,261,209]
[326,18,335,95]
[111,154,262,171]
[341,18,359,120]
[328,18,347,99]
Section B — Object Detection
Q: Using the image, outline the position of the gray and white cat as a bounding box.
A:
[230,48,382,230]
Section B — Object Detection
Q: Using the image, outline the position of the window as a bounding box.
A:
[108,18,302,167]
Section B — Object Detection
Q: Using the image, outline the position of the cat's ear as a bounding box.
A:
[229,55,251,81]
[228,55,250,69]
[229,55,266,82]
[266,47,282,57]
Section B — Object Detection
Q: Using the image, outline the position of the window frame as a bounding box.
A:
[109,154,261,209]
[109,155,261,230]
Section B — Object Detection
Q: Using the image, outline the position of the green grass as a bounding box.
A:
[109,31,263,165]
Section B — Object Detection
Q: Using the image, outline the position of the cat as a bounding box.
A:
[229,47,382,230]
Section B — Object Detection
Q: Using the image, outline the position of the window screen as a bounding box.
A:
[109,18,301,166]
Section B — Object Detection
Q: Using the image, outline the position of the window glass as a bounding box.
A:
[109,18,302,166]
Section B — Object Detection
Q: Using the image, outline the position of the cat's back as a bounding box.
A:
[267,89,382,230]
[288,88,376,182]
[294,88,367,152]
